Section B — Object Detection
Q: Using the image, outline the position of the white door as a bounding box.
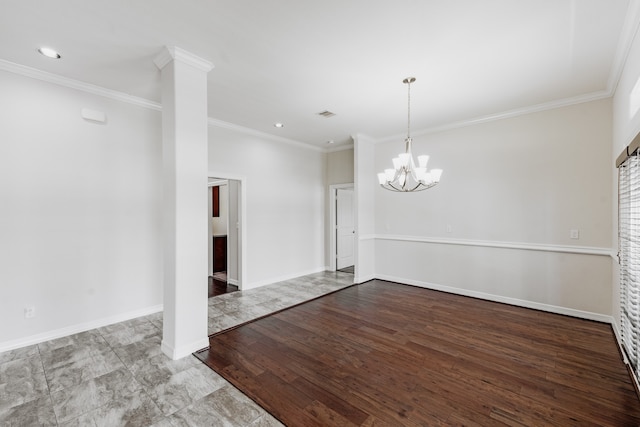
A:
[336,188,355,269]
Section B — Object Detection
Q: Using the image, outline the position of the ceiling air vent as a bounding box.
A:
[317,110,336,118]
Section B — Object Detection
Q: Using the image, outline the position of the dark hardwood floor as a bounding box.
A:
[197,280,640,426]
[208,274,238,298]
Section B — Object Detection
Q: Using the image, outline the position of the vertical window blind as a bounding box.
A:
[619,153,640,378]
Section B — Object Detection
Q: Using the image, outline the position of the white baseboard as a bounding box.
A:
[243,266,327,290]
[375,274,612,323]
[354,273,376,284]
[0,304,163,353]
[161,337,210,360]
[612,320,623,345]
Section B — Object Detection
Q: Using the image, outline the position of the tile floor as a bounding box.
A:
[0,271,354,426]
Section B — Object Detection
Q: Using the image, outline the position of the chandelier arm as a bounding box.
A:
[381,180,440,192]
[386,183,402,192]
[423,182,437,190]
[414,183,432,192]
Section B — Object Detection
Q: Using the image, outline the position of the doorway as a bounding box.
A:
[208,176,245,294]
[329,183,355,273]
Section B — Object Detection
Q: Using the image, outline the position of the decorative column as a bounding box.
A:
[154,46,213,359]
[353,133,376,283]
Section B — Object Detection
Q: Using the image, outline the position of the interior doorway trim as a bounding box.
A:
[329,183,355,272]
[208,171,247,290]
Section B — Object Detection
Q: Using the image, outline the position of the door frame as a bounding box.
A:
[329,183,355,271]
[208,172,247,290]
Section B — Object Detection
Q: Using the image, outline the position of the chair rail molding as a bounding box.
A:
[374,234,612,257]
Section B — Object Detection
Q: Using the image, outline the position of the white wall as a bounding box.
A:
[327,148,354,185]
[0,67,330,349]
[612,22,640,329]
[373,99,613,318]
[0,70,163,349]
[208,125,326,289]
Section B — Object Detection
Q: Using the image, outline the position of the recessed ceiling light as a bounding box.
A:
[274,122,284,128]
[37,47,61,59]
[327,140,335,144]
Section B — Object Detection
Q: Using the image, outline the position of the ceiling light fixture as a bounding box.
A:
[37,47,61,59]
[377,77,442,192]
[274,122,284,128]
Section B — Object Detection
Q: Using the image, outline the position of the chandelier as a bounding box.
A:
[377,77,442,192]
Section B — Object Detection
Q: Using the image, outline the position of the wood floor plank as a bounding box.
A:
[197,280,640,426]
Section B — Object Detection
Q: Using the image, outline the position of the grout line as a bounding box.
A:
[36,344,59,427]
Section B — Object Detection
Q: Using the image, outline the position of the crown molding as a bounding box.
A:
[376,89,612,144]
[153,46,214,72]
[153,49,173,70]
[0,56,619,152]
[0,59,162,111]
[418,90,612,136]
[607,0,640,94]
[351,133,377,145]
[326,143,354,153]
[0,58,326,153]
[207,117,325,153]
[375,4,640,145]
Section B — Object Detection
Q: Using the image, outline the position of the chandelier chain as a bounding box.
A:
[407,79,411,139]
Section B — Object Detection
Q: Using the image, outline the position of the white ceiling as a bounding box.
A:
[0,0,636,148]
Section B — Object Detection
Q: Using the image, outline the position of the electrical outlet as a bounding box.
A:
[570,229,580,239]
[24,306,35,319]
[446,224,452,233]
